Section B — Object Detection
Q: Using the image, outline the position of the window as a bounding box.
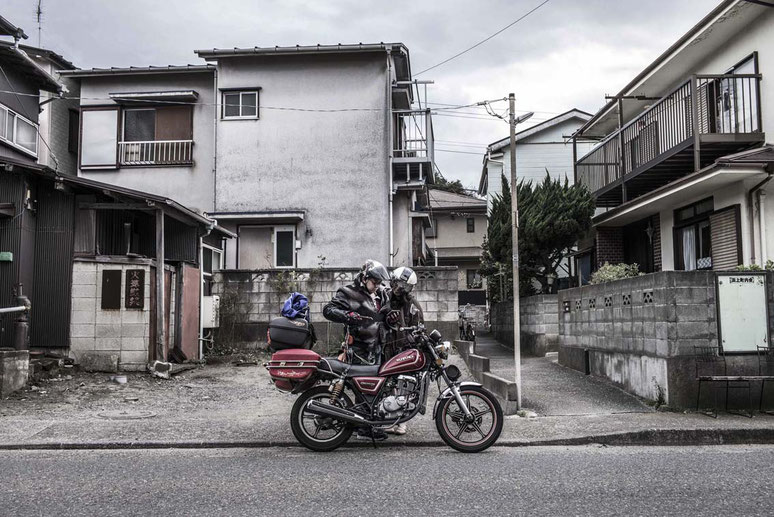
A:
[274,226,295,268]
[68,110,79,154]
[674,198,714,271]
[81,108,118,168]
[222,90,259,119]
[202,245,223,296]
[467,269,482,289]
[0,102,38,157]
[466,218,475,233]
[237,225,296,269]
[119,106,193,166]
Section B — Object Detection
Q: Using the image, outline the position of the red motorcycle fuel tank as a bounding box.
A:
[379,348,426,376]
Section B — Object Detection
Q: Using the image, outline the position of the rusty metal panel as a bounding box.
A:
[29,186,75,347]
[179,264,200,360]
[0,174,24,348]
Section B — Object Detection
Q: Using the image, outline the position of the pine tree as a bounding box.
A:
[480,172,594,299]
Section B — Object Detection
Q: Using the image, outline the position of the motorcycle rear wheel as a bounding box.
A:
[435,385,503,453]
[290,385,354,452]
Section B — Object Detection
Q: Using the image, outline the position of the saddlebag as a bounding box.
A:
[268,316,314,351]
[265,349,321,392]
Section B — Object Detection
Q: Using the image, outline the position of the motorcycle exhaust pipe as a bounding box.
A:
[306,400,377,426]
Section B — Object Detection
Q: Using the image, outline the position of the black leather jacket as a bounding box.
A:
[323,282,388,349]
[382,291,424,359]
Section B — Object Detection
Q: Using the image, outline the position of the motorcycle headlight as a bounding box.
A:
[434,341,451,359]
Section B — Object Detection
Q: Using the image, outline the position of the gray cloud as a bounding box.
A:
[4,0,718,188]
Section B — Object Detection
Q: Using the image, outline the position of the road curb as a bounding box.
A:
[2,428,773,450]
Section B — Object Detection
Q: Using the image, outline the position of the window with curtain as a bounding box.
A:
[675,198,713,271]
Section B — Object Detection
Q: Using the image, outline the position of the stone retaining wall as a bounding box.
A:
[212,267,459,353]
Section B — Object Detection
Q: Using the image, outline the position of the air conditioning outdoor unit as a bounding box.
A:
[202,295,220,328]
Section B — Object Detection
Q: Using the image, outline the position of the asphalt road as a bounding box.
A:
[3,445,774,516]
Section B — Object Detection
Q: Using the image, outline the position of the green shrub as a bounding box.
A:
[735,260,774,271]
[590,262,642,284]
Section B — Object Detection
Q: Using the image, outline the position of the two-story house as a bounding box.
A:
[479,109,594,288]
[573,0,773,280]
[425,188,487,307]
[478,109,593,210]
[65,43,434,271]
[196,43,432,270]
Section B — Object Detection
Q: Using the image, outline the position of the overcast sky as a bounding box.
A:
[5,0,718,189]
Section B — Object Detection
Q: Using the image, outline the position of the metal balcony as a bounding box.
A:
[577,74,764,207]
[119,140,194,166]
[393,109,434,186]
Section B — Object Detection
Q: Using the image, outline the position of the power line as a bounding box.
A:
[414,0,552,76]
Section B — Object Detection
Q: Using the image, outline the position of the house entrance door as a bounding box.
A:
[623,218,654,273]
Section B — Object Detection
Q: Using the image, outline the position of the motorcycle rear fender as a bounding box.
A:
[432,381,482,419]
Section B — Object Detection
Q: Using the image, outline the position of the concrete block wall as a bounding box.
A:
[212,266,459,349]
[0,349,28,397]
[490,295,559,356]
[70,260,153,371]
[555,271,762,407]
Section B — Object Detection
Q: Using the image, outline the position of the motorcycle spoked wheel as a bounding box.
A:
[290,385,354,452]
[435,385,503,453]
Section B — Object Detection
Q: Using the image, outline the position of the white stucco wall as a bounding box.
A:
[77,72,216,213]
[392,193,411,267]
[426,212,486,250]
[214,53,390,268]
[485,118,595,210]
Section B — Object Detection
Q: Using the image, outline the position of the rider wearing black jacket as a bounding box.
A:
[322,260,391,364]
[382,266,424,361]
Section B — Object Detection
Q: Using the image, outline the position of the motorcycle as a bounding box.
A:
[264,324,503,453]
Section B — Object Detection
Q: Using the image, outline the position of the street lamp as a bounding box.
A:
[508,94,533,411]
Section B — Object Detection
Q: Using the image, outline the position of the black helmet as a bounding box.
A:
[360,259,390,285]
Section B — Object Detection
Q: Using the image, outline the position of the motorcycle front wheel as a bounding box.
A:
[290,385,353,452]
[435,385,503,453]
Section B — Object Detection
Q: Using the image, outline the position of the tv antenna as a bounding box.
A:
[36,0,43,47]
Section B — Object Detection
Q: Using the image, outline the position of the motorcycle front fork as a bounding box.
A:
[441,371,473,419]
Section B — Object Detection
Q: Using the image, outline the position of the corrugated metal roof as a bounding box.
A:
[427,188,486,211]
[0,156,234,238]
[0,15,28,40]
[0,41,65,93]
[195,42,408,59]
[58,64,215,78]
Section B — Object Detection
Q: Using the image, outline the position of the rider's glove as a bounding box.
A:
[386,310,401,325]
[346,311,372,326]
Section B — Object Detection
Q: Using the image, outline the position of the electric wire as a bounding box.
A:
[414,0,551,76]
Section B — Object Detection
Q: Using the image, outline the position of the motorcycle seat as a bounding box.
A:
[319,358,381,377]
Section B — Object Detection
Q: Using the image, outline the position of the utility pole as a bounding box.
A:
[508,93,522,410]
[508,94,533,411]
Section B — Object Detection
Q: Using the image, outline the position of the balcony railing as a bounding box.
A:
[393,109,434,184]
[119,140,194,166]
[393,109,433,162]
[577,74,763,205]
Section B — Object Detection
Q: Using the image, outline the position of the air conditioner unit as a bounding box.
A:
[202,295,220,328]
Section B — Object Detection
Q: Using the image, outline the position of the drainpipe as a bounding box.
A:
[387,52,394,266]
[212,67,218,213]
[760,190,768,265]
[748,172,773,265]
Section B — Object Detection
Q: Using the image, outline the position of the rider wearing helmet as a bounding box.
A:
[381,266,424,436]
[323,259,391,364]
[381,266,424,361]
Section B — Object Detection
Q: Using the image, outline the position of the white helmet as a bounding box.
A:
[390,266,418,294]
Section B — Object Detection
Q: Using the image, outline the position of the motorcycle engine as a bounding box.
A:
[377,375,419,419]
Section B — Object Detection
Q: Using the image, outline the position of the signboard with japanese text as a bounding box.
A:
[716,273,768,352]
[125,269,145,309]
